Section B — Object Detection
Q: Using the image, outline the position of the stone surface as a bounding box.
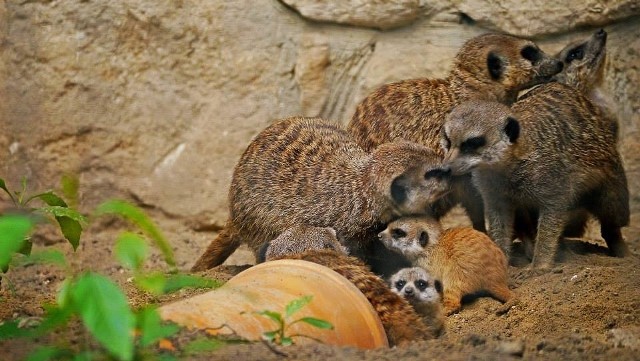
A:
[280,0,426,30]
[1,1,639,247]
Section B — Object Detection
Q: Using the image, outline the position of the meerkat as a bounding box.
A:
[442,97,629,269]
[272,249,440,346]
[513,29,614,254]
[379,216,514,315]
[348,33,564,232]
[257,226,348,263]
[191,116,451,274]
[389,267,445,336]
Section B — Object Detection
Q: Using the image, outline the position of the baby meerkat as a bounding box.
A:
[191,117,450,273]
[257,226,348,262]
[380,216,514,315]
[389,267,445,336]
[348,33,564,232]
[273,249,440,346]
[442,97,629,268]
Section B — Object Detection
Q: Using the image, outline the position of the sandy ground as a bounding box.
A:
[1,208,639,360]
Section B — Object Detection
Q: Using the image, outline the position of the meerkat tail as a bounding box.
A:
[191,223,240,271]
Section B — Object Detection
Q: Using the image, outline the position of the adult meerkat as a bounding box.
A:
[191,116,451,273]
[272,249,440,346]
[514,29,612,253]
[389,267,445,336]
[442,97,629,269]
[380,216,514,315]
[348,33,564,232]
[257,226,348,263]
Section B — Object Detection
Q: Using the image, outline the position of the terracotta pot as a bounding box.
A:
[159,259,388,349]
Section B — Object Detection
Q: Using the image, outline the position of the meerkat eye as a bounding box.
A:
[460,136,486,154]
[520,45,541,63]
[394,280,406,290]
[391,228,407,238]
[415,280,428,291]
[566,44,585,62]
[424,168,451,180]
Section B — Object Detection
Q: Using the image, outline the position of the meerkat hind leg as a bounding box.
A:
[531,210,567,269]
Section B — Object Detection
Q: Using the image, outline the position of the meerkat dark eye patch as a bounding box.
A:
[424,168,451,180]
[434,280,443,293]
[487,52,503,80]
[391,228,407,238]
[566,44,585,63]
[460,136,486,154]
[395,280,406,290]
[504,117,520,143]
[419,231,429,247]
[520,45,542,63]
[415,279,428,291]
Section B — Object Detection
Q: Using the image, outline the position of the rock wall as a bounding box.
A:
[1,0,639,229]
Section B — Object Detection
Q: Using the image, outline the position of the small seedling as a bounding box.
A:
[256,295,334,346]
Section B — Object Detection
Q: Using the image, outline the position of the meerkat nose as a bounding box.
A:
[596,29,607,39]
[405,288,414,295]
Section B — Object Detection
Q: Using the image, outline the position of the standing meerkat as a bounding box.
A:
[348,33,564,232]
[271,249,440,346]
[379,216,514,315]
[389,267,445,336]
[514,29,612,253]
[442,97,629,269]
[191,116,451,273]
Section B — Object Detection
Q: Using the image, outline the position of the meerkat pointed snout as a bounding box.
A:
[554,29,607,94]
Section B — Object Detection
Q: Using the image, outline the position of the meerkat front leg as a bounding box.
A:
[483,194,515,259]
[531,209,568,269]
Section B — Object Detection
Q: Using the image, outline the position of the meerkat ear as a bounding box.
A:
[390,175,408,204]
[487,52,504,80]
[504,116,520,143]
[434,279,443,294]
[419,231,429,247]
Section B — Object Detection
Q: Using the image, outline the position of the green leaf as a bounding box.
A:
[136,306,180,347]
[0,215,33,272]
[61,174,80,209]
[285,295,312,319]
[183,337,226,354]
[30,191,68,207]
[18,238,33,256]
[30,305,74,338]
[280,336,293,346]
[134,272,167,296]
[262,330,277,342]
[296,317,334,330]
[0,320,32,339]
[37,206,86,223]
[26,346,73,361]
[256,310,283,326]
[95,200,176,268]
[114,232,148,271]
[0,178,16,203]
[70,272,136,361]
[55,216,82,250]
[162,273,222,294]
[14,249,68,268]
[57,279,72,309]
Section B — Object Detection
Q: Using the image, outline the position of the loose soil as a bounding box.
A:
[1,207,639,360]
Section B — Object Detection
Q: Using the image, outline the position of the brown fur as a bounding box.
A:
[443,95,629,268]
[272,249,439,347]
[348,33,563,232]
[191,116,450,272]
[258,226,348,262]
[389,267,445,336]
[513,29,614,253]
[380,216,514,315]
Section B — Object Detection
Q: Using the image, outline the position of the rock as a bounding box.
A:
[295,33,331,117]
[456,0,640,37]
[496,340,525,357]
[608,327,640,350]
[280,0,425,30]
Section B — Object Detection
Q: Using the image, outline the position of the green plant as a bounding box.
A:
[256,295,334,346]
[0,189,222,360]
[0,176,85,252]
